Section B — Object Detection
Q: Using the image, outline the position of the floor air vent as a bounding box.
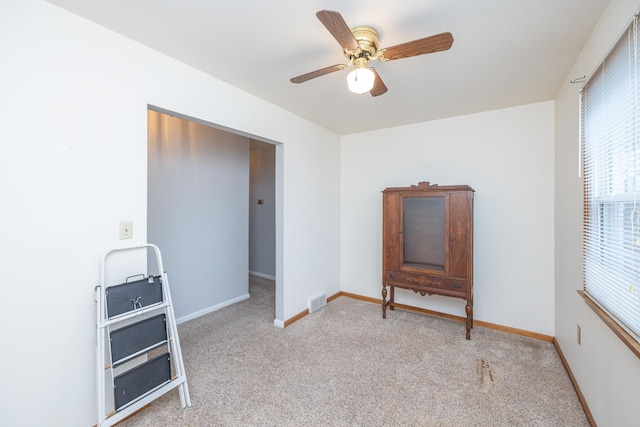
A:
[308,293,327,313]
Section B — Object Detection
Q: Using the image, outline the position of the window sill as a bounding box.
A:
[577,290,640,359]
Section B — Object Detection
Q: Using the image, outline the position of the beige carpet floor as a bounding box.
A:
[117,276,588,427]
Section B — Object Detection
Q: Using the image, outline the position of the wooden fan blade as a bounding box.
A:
[290,64,348,84]
[316,10,359,50]
[379,32,453,62]
[370,68,388,97]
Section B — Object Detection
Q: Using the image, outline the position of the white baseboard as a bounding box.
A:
[249,271,276,281]
[273,319,285,328]
[176,293,250,324]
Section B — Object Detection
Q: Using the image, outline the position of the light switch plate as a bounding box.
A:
[119,221,133,239]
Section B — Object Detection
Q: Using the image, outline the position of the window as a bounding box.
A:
[582,15,640,351]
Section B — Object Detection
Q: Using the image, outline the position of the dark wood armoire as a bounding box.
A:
[382,181,475,339]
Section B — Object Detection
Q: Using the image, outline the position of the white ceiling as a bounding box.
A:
[46,0,609,135]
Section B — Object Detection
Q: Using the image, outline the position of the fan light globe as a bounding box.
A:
[347,67,375,94]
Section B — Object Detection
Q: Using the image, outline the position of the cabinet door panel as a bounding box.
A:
[447,192,472,278]
[402,196,446,271]
[383,194,403,270]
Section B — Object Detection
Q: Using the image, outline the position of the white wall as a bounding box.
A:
[148,111,250,321]
[341,102,555,335]
[249,140,276,279]
[0,1,340,426]
[554,0,640,425]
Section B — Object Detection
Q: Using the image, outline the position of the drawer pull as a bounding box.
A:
[390,274,395,279]
[454,283,462,290]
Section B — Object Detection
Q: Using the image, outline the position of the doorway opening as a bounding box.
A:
[147,106,281,325]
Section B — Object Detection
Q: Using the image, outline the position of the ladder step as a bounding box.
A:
[113,352,171,411]
[110,314,167,365]
[106,276,163,319]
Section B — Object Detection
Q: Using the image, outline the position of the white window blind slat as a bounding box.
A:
[582,15,640,343]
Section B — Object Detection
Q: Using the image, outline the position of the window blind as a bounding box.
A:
[582,15,640,342]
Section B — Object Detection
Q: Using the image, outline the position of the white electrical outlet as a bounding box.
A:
[119,221,133,239]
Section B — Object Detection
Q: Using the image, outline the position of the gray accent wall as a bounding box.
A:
[148,110,250,320]
[249,140,276,278]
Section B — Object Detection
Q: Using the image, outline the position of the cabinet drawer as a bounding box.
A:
[385,270,468,295]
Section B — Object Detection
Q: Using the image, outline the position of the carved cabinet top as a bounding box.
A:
[382,181,475,193]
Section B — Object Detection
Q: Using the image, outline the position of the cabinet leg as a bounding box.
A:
[389,286,395,311]
[465,302,473,340]
[382,286,387,319]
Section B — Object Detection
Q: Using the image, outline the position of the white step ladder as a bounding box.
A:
[95,244,191,427]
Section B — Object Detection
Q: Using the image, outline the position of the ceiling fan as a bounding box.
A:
[290,10,454,97]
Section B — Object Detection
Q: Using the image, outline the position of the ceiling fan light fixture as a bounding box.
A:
[347,59,375,94]
[347,67,375,94]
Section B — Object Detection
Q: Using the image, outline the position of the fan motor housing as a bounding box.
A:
[344,26,379,60]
